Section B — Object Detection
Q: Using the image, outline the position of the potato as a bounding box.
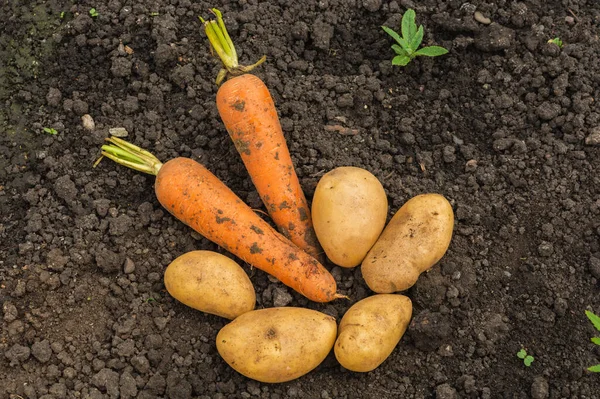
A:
[216,307,337,383]
[335,294,412,372]
[311,166,388,268]
[164,250,255,320]
[361,193,454,293]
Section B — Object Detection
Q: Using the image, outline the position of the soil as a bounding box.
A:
[1,0,600,398]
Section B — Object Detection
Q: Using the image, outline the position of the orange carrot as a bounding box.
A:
[94,137,345,303]
[200,9,323,261]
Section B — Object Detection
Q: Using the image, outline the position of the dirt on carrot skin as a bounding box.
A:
[1,0,600,397]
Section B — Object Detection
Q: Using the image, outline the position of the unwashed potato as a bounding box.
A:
[335,294,412,372]
[164,250,255,320]
[216,307,337,383]
[361,193,454,293]
[311,166,388,268]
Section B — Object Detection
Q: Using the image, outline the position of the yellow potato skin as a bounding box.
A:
[361,193,454,293]
[312,166,388,268]
[335,294,412,372]
[216,307,337,383]
[164,250,255,320]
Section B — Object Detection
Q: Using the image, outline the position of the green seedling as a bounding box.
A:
[60,11,65,19]
[517,348,534,367]
[43,127,58,135]
[149,12,160,17]
[382,9,448,66]
[89,8,99,17]
[585,310,600,372]
[548,37,563,47]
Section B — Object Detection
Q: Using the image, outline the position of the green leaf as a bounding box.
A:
[382,26,402,45]
[391,44,408,56]
[586,310,600,332]
[516,349,527,359]
[401,9,417,42]
[43,127,57,135]
[588,364,600,372]
[414,46,449,57]
[409,25,424,51]
[548,37,563,47]
[392,55,411,66]
[398,37,411,52]
[382,26,410,51]
[524,355,534,366]
[591,337,600,345]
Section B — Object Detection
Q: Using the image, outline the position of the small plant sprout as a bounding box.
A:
[585,310,600,372]
[43,127,58,135]
[548,37,563,47]
[149,12,160,17]
[517,348,534,367]
[89,8,99,17]
[382,9,448,66]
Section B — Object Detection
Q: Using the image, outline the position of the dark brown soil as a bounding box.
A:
[2,0,600,398]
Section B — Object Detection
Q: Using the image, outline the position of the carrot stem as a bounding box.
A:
[213,9,237,61]
[199,8,266,84]
[201,18,237,69]
[93,137,163,176]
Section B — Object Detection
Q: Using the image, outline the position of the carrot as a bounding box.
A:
[94,137,346,303]
[200,9,323,262]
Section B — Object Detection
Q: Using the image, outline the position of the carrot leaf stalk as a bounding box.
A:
[199,8,266,85]
[93,136,163,175]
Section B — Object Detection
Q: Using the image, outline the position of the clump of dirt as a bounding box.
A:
[1,0,600,397]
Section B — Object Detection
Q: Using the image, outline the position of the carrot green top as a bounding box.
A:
[93,136,163,175]
[200,8,266,85]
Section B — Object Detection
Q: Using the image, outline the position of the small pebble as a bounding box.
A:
[117,41,126,55]
[123,258,135,274]
[465,159,478,172]
[82,114,95,131]
[565,16,575,25]
[109,127,129,137]
[474,11,491,25]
